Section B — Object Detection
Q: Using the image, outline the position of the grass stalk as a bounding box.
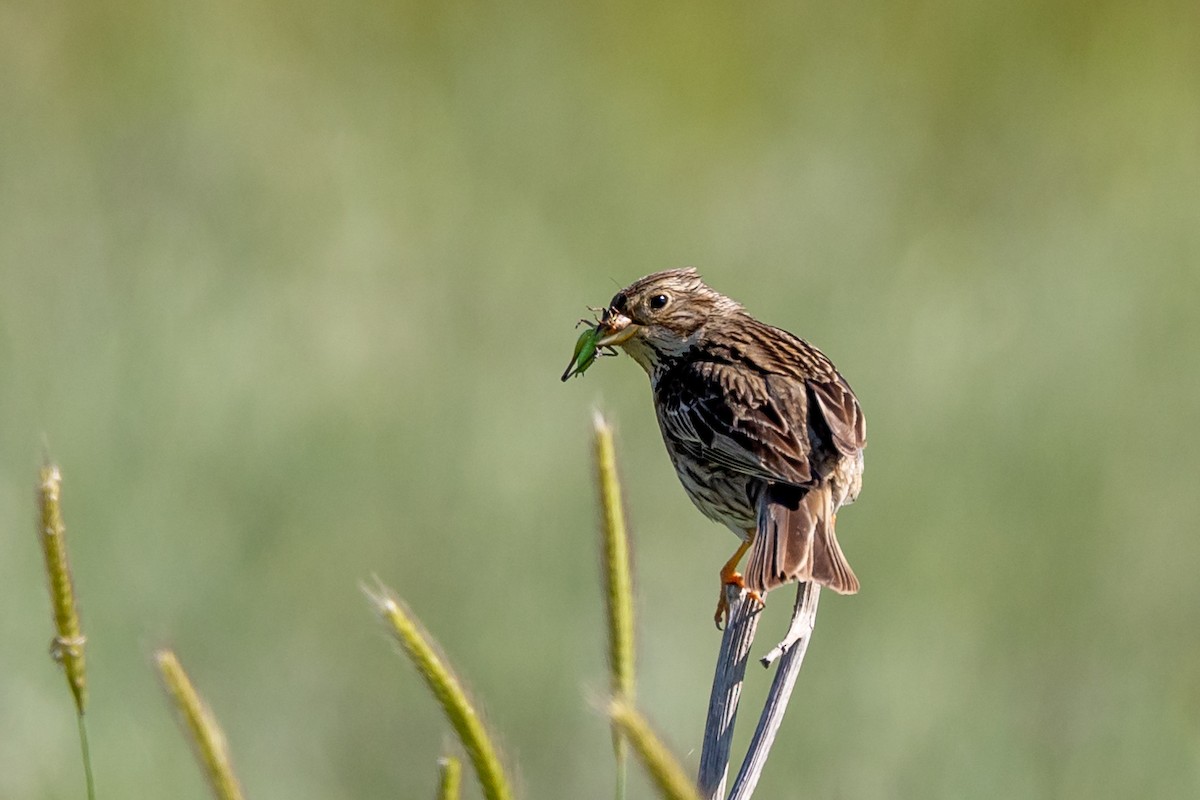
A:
[436,756,462,800]
[36,463,94,800]
[37,464,88,714]
[76,714,96,800]
[366,582,513,800]
[155,649,246,800]
[609,699,701,800]
[592,411,636,800]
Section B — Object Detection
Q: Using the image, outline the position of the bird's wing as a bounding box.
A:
[807,374,867,456]
[746,324,867,456]
[657,360,816,485]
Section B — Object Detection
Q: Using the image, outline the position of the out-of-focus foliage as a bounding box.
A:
[1,1,1197,798]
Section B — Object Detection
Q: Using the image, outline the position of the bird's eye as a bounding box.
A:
[649,294,669,310]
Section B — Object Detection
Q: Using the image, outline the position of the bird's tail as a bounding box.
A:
[745,482,860,596]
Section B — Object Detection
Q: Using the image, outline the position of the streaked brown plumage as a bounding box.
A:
[591,268,866,617]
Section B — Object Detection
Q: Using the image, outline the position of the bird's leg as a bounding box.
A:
[714,536,764,628]
[719,539,752,587]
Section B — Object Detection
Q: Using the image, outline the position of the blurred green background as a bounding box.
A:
[2,1,1198,797]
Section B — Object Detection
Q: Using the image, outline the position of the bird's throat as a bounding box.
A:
[619,338,660,375]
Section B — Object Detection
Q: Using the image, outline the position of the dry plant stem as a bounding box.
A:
[155,649,246,800]
[697,586,763,800]
[609,699,702,800]
[759,580,819,668]
[728,582,821,800]
[366,583,513,800]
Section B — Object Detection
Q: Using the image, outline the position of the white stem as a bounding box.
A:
[728,582,820,800]
[696,585,763,800]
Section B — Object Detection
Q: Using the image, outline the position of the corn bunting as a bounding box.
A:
[573,268,866,623]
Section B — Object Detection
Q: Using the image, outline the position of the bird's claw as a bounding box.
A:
[713,572,763,629]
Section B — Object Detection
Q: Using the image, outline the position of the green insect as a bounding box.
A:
[561,319,616,381]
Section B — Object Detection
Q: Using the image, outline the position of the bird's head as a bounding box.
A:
[595,268,741,373]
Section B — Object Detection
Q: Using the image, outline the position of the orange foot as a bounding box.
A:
[714,539,764,629]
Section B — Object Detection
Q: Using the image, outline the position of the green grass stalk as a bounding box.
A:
[609,699,702,800]
[592,411,636,800]
[366,582,513,800]
[436,756,462,800]
[37,463,95,800]
[37,464,88,714]
[76,714,95,800]
[155,649,246,800]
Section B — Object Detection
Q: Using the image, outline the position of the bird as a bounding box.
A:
[581,267,865,624]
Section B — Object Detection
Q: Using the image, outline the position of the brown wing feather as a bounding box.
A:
[807,377,867,455]
[657,360,814,486]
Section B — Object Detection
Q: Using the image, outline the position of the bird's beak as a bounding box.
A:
[595,310,639,347]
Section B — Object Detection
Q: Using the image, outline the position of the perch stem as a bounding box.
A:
[727,582,821,800]
[697,585,762,799]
